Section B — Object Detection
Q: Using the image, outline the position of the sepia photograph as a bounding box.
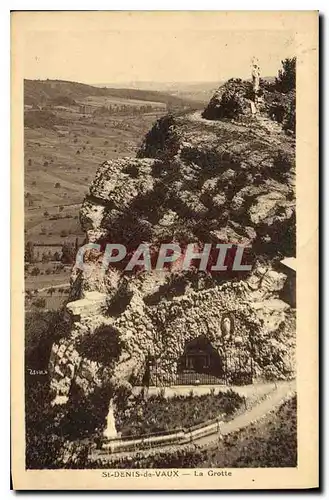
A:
[11,10,318,490]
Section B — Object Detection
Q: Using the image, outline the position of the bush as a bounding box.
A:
[275,57,296,94]
[32,297,46,308]
[272,149,294,180]
[25,310,72,468]
[115,390,243,438]
[77,325,123,367]
[24,110,67,130]
[30,266,40,276]
[55,182,61,189]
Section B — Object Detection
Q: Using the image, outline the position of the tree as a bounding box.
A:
[53,251,61,261]
[25,241,35,263]
[31,266,40,276]
[275,57,296,94]
[41,252,50,263]
[61,242,75,264]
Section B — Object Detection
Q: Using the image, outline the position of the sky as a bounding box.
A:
[23,14,296,85]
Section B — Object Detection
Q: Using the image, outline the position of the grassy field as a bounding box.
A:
[25,108,166,238]
[24,84,173,293]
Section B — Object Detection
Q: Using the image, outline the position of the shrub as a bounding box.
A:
[115,390,243,438]
[77,325,123,366]
[24,110,67,130]
[55,182,61,189]
[32,297,46,309]
[275,57,296,94]
[30,266,40,276]
[272,149,293,181]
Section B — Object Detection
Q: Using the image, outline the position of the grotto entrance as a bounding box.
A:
[177,335,224,384]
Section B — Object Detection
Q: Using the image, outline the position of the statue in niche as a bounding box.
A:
[220,313,235,342]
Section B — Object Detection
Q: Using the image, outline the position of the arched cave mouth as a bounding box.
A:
[177,335,223,379]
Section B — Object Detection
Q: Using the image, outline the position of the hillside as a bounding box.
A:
[24,79,204,109]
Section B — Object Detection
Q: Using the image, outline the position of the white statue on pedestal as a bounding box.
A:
[251,57,261,96]
[103,399,118,439]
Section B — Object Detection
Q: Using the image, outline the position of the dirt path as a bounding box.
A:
[25,282,70,294]
[36,283,70,293]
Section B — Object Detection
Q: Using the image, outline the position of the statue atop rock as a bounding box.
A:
[251,57,261,97]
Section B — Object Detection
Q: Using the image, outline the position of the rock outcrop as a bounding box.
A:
[48,88,296,437]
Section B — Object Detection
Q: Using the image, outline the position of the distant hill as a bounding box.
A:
[94,78,276,103]
[24,79,204,109]
[94,81,222,103]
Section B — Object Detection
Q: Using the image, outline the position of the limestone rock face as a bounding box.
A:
[202,79,255,120]
[48,97,296,435]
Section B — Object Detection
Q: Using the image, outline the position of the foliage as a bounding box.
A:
[272,148,294,181]
[25,241,35,263]
[262,58,296,134]
[77,325,123,366]
[115,390,243,437]
[32,297,46,309]
[275,57,296,94]
[30,266,40,276]
[25,309,70,369]
[203,395,297,467]
[61,242,75,264]
[24,110,67,130]
[137,114,180,160]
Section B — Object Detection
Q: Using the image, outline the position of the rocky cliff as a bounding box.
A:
[48,86,296,436]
